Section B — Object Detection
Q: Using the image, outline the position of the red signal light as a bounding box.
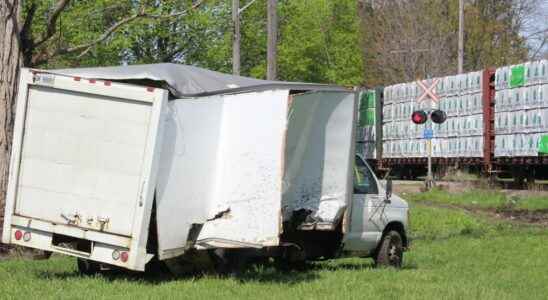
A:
[411,110,428,124]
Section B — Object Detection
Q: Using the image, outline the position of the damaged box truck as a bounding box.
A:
[1,64,409,274]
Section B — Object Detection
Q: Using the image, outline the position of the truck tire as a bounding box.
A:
[374,230,403,268]
[77,258,101,275]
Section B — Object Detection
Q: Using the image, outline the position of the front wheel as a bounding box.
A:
[374,230,403,268]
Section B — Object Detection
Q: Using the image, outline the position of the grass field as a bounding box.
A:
[2,191,548,299]
[409,188,548,211]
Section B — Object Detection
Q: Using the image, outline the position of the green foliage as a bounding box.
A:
[277,0,363,85]
[23,0,363,85]
[27,0,232,70]
[21,0,531,87]
[29,0,135,68]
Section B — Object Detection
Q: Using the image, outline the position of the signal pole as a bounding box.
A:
[458,0,464,74]
[232,0,240,75]
[426,115,434,190]
[267,0,278,80]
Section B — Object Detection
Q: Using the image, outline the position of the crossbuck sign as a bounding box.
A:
[416,79,440,103]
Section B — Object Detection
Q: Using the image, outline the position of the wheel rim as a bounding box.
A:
[387,239,402,266]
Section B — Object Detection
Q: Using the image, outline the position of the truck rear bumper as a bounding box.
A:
[4,215,150,271]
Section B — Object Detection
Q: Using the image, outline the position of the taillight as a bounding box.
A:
[23,232,31,242]
[112,250,120,261]
[14,230,23,241]
[120,251,129,263]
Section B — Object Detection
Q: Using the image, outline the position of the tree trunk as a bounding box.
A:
[0,0,23,242]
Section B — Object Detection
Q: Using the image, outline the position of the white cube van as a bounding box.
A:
[2,65,409,274]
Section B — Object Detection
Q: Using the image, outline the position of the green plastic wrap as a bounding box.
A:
[510,65,525,88]
[539,135,548,154]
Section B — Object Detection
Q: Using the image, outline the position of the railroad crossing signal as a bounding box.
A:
[414,78,443,191]
[416,79,440,103]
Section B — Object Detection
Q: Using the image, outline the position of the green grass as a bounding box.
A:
[1,201,548,299]
[408,188,548,211]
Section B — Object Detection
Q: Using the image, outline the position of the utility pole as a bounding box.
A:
[267,0,278,80]
[458,0,464,74]
[232,0,240,75]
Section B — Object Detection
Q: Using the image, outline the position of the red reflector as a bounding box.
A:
[89,79,96,84]
[14,230,23,241]
[146,87,155,92]
[74,77,81,81]
[120,251,129,263]
[104,81,112,86]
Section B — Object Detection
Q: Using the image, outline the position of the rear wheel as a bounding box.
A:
[374,230,403,268]
[77,258,101,275]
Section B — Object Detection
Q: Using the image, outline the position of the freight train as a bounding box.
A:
[356,59,548,185]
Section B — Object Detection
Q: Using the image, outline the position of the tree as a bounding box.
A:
[0,0,23,237]
[277,0,363,85]
[0,0,203,240]
[358,0,534,87]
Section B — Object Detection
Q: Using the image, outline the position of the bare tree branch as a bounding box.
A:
[531,35,547,59]
[33,0,70,48]
[31,0,204,65]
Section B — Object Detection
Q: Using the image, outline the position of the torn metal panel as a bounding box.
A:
[156,90,289,258]
[155,96,224,259]
[197,90,289,248]
[282,91,356,227]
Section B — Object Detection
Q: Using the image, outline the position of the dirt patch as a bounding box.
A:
[492,208,548,226]
[393,181,480,195]
[502,190,548,199]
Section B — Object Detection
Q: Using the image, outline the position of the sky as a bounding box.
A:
[523,0,548,58]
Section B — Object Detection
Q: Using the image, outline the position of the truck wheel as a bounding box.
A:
[77,258,101,275]
[374,230,403,268]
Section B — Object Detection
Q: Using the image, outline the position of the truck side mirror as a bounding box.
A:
[385,178,393,203]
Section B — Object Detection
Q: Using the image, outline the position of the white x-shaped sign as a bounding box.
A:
[416,79,440,103]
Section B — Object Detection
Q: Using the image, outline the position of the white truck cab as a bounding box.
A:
[343,154,409,267]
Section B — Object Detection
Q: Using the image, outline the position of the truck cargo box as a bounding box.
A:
[2,65,355,271]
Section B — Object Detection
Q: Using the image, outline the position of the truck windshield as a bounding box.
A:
[354,156,378,194]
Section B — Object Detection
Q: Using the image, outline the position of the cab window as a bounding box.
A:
[354,156,378,194]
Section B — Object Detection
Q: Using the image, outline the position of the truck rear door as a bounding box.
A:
[2,69,167,270]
